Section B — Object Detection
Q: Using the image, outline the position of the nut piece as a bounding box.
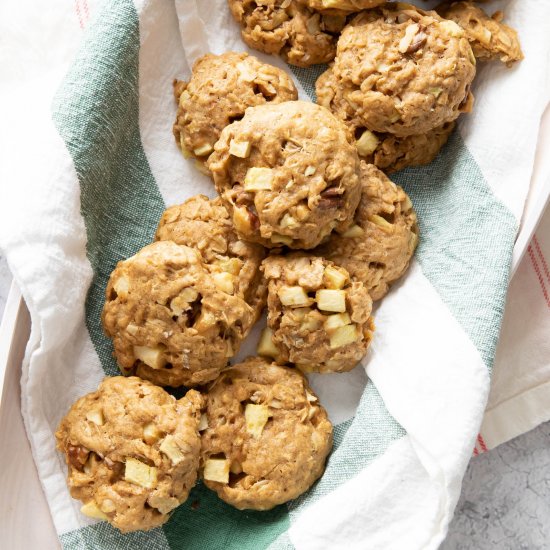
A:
[124,457,158,489]
[324,312,352,333]
[278,286,312,307]
[355,130,380,157]
[257,327,280,359]
[203,458,230,484]
[85,408,104,426]
[245,403,270,438]
[159,435,186,465]
[368,214,394,233]
[143,422,162,445]
[323,266,348,289]
[133,345,166,370]
[329,324,359,349]
[229,140,251,158]
[341,224,364,238]
[81,500,109,521]
[315,289,346,312]
[244,167,274,191]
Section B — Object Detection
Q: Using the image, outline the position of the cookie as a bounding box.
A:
[259,254,374,373]
[333,3,476,136]
[208,100,362,249]
[173,52,298,163]
[200,357,333,510]
[299,0,383,12]
[315,162,418,301]
[55,377,203,533]
[316,66,455,172]
[228,0,346,67]
[102,241,256,387]
[437,1,523,66]
[155,195,267,321]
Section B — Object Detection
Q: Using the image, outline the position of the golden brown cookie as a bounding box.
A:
[316,66,455,172]
[208,100,362,249]
[333,3,476,136]
[200,357,333,510]
[228,0,346,67]
[315,162,418,301]
[437,1,523,66]
[102,241,256,387]
[55,377,203,533]
[299,0,383,12]
[259,254,374,373]
[173,52,298,163]
[155,195,267,322]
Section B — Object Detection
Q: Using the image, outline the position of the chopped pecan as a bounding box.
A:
[67,445,90,471]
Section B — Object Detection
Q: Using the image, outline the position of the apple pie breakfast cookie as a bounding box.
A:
[200,357,333,510]
[102,241,256,387]
[259,254,374,373]
[155,195,267,322]
[316,66,456,172]
[332,3,476,136]
[55,377,203,533]
[315,162,418,301]
[173,52,298,163]
[437,1,523,66]
[208,100,362,249]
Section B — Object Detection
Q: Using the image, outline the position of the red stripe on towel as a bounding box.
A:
[533,235,550,286]
[74,0,84,29]
[473,447,479,457]
[528,245,550,309]
[477,434,488,453]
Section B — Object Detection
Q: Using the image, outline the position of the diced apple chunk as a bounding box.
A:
[324,313,351,333]
[257,327,280,359]
[316,289,346,313]
[369,214,394,233]
[278,286,311,307]
[440,20,464,38]
[134,346,165,370]
[203,458,230,484]
[280,213,298,229]
[342,224,364,238]
[81,500,109,521]
[159,435,185,465]
[86,408,104,426]
[236,61,255,82]
[100,499,116,513]
[143,422,162,445]
[245,404,270,438]
[271,233,293,246]
[124,458,158,489]
[198,413,209,432]
[113,276,130,298]
[244,167,273,191]
[329,324,360,349]
[323,266,348,289]
[300,313,322,331]
[355,130,380,157]
[229,139,251,158]
[212,272,235,294]
[216,257,242,275]
[193,143,213,157]
[304,165,316,176]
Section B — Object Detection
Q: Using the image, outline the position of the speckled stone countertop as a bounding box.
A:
[0,254,548,548]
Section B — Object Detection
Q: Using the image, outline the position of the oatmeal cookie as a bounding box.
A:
[102,241,256,387]
[259,254,374,373]
[315,162,418,301]
[208,100,362,249]
[173,52,297,163]
[437,1,523,66]
[55,377,203,533]
[333,3,476,136]
[155,195,267,321]
[299,0,384,12]
[228,0,346,67]
[200,357,333,509]
[316,66,455,172]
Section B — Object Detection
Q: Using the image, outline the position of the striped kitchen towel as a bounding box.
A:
[0,0,549,549]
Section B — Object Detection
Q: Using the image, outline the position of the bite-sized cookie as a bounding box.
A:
[155,195,267,321]
[299,0,383,12]
[333,3,476,136]
[259,254,374,373]
[228,0,346,67]
[55,377,203,533]
[315,162,418,301]
[173,52,298,163]
[316,66,455,172]
[102,241,256,387]
[208,101,362,249]
[200,357,333,509]
[437,1,523,66]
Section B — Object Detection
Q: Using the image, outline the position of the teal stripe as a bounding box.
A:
[393,130,517,370]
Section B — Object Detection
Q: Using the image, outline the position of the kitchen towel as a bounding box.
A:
[1,0,549,549]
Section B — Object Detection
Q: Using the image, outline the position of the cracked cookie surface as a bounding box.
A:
[55,377,203,533]
[173,52,297,163]
[333,3,476,136]
[228,0,346,67]
[200,357,333,510]
[208,100,361,249]
[260,254,374,373]
[102,241,256,387]
[315,162,418,301]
